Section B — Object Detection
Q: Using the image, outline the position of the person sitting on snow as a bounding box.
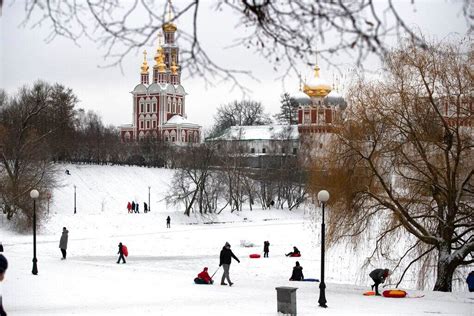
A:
[285,246,300,257]
[289,261,304,281]
[369,268,391,296]
[194,267,213,284]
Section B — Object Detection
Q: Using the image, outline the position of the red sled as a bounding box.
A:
[122,245,128,257]
[249,254,261,258]
[290,253,301,257]
[383,289,407,298]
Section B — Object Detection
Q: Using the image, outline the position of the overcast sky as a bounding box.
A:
[0,0,469,130]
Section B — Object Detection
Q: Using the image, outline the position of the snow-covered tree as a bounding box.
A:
[310,38,473,292]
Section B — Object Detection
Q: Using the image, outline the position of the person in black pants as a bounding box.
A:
[263,241,270,258]
[369,268,390,295]
[117,242,126,264]
[166,216,171,228]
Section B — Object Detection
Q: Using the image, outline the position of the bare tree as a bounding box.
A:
[19,1,472,89]
[211,100,271,137]
[309,38,473,291]
[0,82,57,228]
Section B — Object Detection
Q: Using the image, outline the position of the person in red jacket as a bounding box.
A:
[194,267,213,284]
[127,202,132,213]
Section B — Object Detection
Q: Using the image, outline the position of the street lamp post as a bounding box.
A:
[148,186,151,212]
[74,185,76,214]
[30,189,39,275]
[317,190,330,308]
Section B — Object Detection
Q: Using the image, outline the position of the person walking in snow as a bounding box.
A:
[194,267,213,284]
[467,271,474,292]
[166,216,171,228]
[0,242,3,253]
[131,201,136,214]
[127,202,132,213]
[135,202,139,213]
[59,227,69,260]
[289,261,304,281]
[0,254,8,316]
[219,242,240,286]
[263,241,270,258]
[144,202,148,213]
[117,242,126,264]
[369,268,391,296]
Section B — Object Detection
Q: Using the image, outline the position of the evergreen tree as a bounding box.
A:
[275,93,299,125]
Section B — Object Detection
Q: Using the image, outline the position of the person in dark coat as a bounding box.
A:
[289,261,304,281]
[166,216,171,228]
[219,242,240,286]
[59,227,69,260]
[369,268,390,295]
[127,202,132,213]
[0,254,8,316]
[131,201,136,213]
[0,242,3,253]
[286,246,300,257]
[144,202,148,213]
[135,202,139,213]
[467,271,474,292]
[117,242,126,264]
[263,241,270,258]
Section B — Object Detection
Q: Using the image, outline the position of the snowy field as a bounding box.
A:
[1,164,473,315]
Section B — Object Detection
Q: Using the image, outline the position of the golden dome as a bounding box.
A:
[163,22,177,33]
[170,60,179,75]
[153,35,167,73]
[163,0,177,33]
[303,65,332,98]
[140,50,149,74]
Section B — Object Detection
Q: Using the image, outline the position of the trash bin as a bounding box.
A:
[275,286,297,315]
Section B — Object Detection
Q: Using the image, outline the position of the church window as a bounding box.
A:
[251,148,255,154]
[171,136,175,142]
[153,103,157,112]
[153,121,156,128]
[146,121,150,129]
[167,97,171,112]
[262,148,266,154]
[293,148,297,155]
[140,121,144,129]
[165,137,169,142]
[140,104,144,113]
[304,112,310,123]
[147,104,150,112]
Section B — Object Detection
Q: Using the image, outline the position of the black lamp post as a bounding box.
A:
[30,189,39,275]
[317,190,330,308]
[74,185,76,214]
[148,186,151,212]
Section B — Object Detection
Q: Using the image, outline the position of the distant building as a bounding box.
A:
[207,63,347,165]
[120,10,201,144]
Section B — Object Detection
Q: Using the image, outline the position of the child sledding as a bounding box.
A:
[285,246,301,257]
[194,267,214,284]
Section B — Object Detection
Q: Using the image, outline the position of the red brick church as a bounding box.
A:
[120,11,201,144]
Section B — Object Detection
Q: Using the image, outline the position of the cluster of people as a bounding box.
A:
[127,201,148,213]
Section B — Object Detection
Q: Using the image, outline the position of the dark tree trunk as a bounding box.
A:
[433,243,455,292]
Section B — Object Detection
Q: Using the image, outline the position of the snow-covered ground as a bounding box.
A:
[1,164,472,315]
